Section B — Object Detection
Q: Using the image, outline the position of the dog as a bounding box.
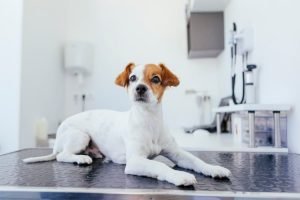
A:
[23,63,231,186]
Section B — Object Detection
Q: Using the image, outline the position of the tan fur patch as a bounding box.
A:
[143,64,180,102]
[115,63,135,87]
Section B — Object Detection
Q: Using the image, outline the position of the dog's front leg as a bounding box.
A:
[162,144,231,178]
[125,155,197,186]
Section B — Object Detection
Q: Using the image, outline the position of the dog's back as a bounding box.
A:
[24,109,129,164]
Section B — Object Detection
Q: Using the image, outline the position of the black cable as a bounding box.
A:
[233,22,237,32]
[231,22,245,104]
[232,72,245,104]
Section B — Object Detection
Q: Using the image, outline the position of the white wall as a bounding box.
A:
[65,0,220,128]
[217,0,300,153]
[20,0,68,148]
[0,0,23,154]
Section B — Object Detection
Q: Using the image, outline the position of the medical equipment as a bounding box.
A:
[229,23,256,104]
[245,64,257,103]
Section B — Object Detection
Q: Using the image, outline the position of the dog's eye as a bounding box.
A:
[151,76,161,84]
[130,75,137,82]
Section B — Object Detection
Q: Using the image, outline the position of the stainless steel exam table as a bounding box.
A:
[0,148,300,199]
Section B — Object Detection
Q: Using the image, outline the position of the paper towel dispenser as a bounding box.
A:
[64,42,93,75]
[187,12,224,58]
[64,42,94,85]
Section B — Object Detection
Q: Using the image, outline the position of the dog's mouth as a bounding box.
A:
[134,95,148,103]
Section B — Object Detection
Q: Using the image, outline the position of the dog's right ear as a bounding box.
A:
[115,62,135,87]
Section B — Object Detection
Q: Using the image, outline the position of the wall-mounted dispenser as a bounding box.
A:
[64,42,93,85]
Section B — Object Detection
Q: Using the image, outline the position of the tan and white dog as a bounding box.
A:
[23,63,231,186]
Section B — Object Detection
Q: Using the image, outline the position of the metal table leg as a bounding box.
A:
[216,113,221,134]
[274,111,281,148]
[248,111,255,148]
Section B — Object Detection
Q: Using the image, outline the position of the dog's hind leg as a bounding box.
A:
[56,128,93,164]
[84,141,103,159]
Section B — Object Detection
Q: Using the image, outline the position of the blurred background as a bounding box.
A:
[0,0,299,155]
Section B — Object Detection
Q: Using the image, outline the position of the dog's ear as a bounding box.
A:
[115,63,135,87]
[159,63,180,87]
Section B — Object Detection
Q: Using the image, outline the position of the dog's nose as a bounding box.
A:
[136,84,147,95]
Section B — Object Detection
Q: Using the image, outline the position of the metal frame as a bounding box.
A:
[248,111,255,148]
[274,111,281,148]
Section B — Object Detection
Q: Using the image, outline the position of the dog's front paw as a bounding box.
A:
[167,171,197,186]
[201,165,231,178]
[75,155,93,165]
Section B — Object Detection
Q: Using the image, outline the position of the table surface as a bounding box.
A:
[1,149,300,199]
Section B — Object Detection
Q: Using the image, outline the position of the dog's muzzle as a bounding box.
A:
[135,84,148,102]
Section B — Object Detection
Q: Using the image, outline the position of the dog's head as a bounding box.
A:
[115,63,179,105]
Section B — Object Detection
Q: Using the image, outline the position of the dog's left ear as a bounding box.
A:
[159,63,180,87]
[115,62,135,87]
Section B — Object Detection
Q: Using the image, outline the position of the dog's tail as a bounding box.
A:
[23,152,58,163]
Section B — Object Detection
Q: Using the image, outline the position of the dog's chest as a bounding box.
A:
[129,108,164,156]
[147,137,162,156]
[129,122,163,155]
[140,125,163,156]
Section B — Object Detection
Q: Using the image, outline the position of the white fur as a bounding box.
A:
[23,64,231,186]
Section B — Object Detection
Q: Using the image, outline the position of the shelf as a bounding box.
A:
[213,104,292,113]
[172,129,288,153]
